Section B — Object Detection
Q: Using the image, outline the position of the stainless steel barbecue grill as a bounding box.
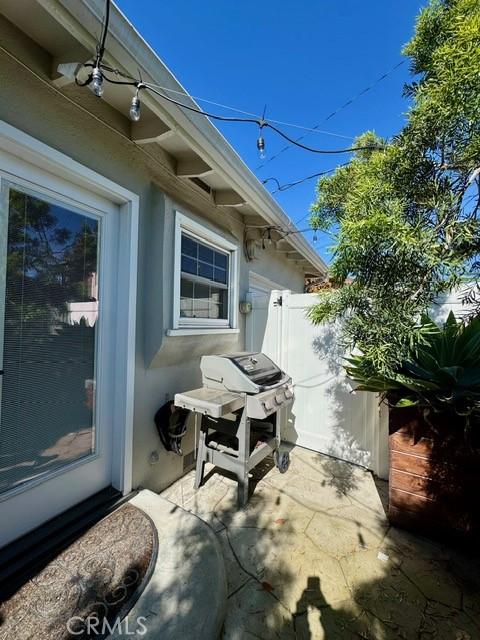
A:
[174,352,293,506]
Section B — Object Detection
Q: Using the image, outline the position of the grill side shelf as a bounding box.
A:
[174,388,245,418]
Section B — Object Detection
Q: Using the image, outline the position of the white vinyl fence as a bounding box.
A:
[246,290,389,478]
[246,286,475,480]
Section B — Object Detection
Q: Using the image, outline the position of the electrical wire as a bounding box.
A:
[255,59,406,171]
[73,0,385,158]
[294,211,314,226]
[65,0,388,247]
[261,177,283,191]
[0,43,246,233]
[284,227,315,236]
[138,84,353,140]
[263,164,348,194]
[96,0,110,64]
[0,39,325,250]
[92,60,354,141]
[99,69,383,155]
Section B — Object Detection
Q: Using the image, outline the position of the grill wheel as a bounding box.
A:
[274,450,290,474]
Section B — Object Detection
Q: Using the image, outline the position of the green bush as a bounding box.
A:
[345,312,480,446]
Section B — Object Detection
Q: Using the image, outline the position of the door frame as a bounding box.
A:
[246,271,284,355]
[248,271,283,294]
[0,120,139,504]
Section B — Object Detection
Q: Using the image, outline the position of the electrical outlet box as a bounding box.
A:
[239,301,252,314]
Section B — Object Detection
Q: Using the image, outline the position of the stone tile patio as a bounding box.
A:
[161,446,480,639]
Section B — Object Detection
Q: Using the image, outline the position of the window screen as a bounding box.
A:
[180,233,229,321]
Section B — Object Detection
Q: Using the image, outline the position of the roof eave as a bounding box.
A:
[39,0,327,275]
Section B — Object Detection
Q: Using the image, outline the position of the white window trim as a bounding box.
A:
[173,211,239,332]
[166,327,240,337]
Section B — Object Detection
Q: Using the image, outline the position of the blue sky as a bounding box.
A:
[116,0,425,263]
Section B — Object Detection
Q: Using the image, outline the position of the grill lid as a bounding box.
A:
[201,352,287,393]
[226,352,281,383]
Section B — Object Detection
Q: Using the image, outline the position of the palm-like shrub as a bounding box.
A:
[345,313,480,446]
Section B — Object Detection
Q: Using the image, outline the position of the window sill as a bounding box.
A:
[166,327,240,337]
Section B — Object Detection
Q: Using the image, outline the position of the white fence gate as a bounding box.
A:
[246,289,389,478]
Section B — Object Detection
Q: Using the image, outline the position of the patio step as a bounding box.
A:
[0,486,135,600]
[112,490,228,640]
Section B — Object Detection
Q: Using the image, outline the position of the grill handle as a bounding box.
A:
[258,376,291,392]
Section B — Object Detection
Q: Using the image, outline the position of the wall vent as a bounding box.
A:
[189,177,211,194]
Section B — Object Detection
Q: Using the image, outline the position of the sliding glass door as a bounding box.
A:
[0,185,100,494]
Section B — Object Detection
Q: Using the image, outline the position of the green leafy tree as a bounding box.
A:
[6,190,98,331]
[309,0,480,377]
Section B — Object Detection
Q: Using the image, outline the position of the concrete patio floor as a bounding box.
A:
[161,446,480,639]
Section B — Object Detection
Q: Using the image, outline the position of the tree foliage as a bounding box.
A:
[6,190,98,332]
[309,0,480,376]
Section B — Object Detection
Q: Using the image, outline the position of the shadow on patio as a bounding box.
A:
[162,446,480,639]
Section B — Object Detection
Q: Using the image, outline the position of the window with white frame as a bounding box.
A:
[174,212,238,329]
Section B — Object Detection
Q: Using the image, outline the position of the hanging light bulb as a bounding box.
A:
[130,83,145,122]
[130,93,141,122]
[91,66,104,97]
[257,108,267,160]
[313,232,318,245]
[257,132,266,160]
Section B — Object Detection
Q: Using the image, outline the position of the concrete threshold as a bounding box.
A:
[110,489,227,639]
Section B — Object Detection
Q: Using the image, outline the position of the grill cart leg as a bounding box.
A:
[236,404,250,507]
[237,473,249,507]
[194,417,207,489]
[272,408,289,472]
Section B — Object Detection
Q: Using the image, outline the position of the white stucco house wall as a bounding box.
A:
[0,0,326,546]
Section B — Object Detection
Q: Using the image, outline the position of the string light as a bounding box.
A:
[58,0,390,251]
[129,85,143,122]
[257,134,266,160]
[91,66,104,97]
[101,67,385,154]
[77,61,384,155]
[249,223,322,244]
[256,107,267,159]
[63,0,385,159]
[136,83,353,140]
[255,59,406,172]
[130,94,141,121]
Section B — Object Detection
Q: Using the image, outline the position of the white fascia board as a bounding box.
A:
[40,0,327,275]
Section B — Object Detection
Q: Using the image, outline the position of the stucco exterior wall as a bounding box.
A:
[0,18,306,492]
[134,193,304,491]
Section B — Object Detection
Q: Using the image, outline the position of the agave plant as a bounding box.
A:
[345,312,480,446]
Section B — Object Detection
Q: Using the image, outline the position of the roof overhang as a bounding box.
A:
[3,0,327,275]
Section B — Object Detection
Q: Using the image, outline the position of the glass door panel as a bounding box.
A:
[0,186,99,494]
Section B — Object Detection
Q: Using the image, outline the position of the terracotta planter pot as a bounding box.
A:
[388,407,480,541]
